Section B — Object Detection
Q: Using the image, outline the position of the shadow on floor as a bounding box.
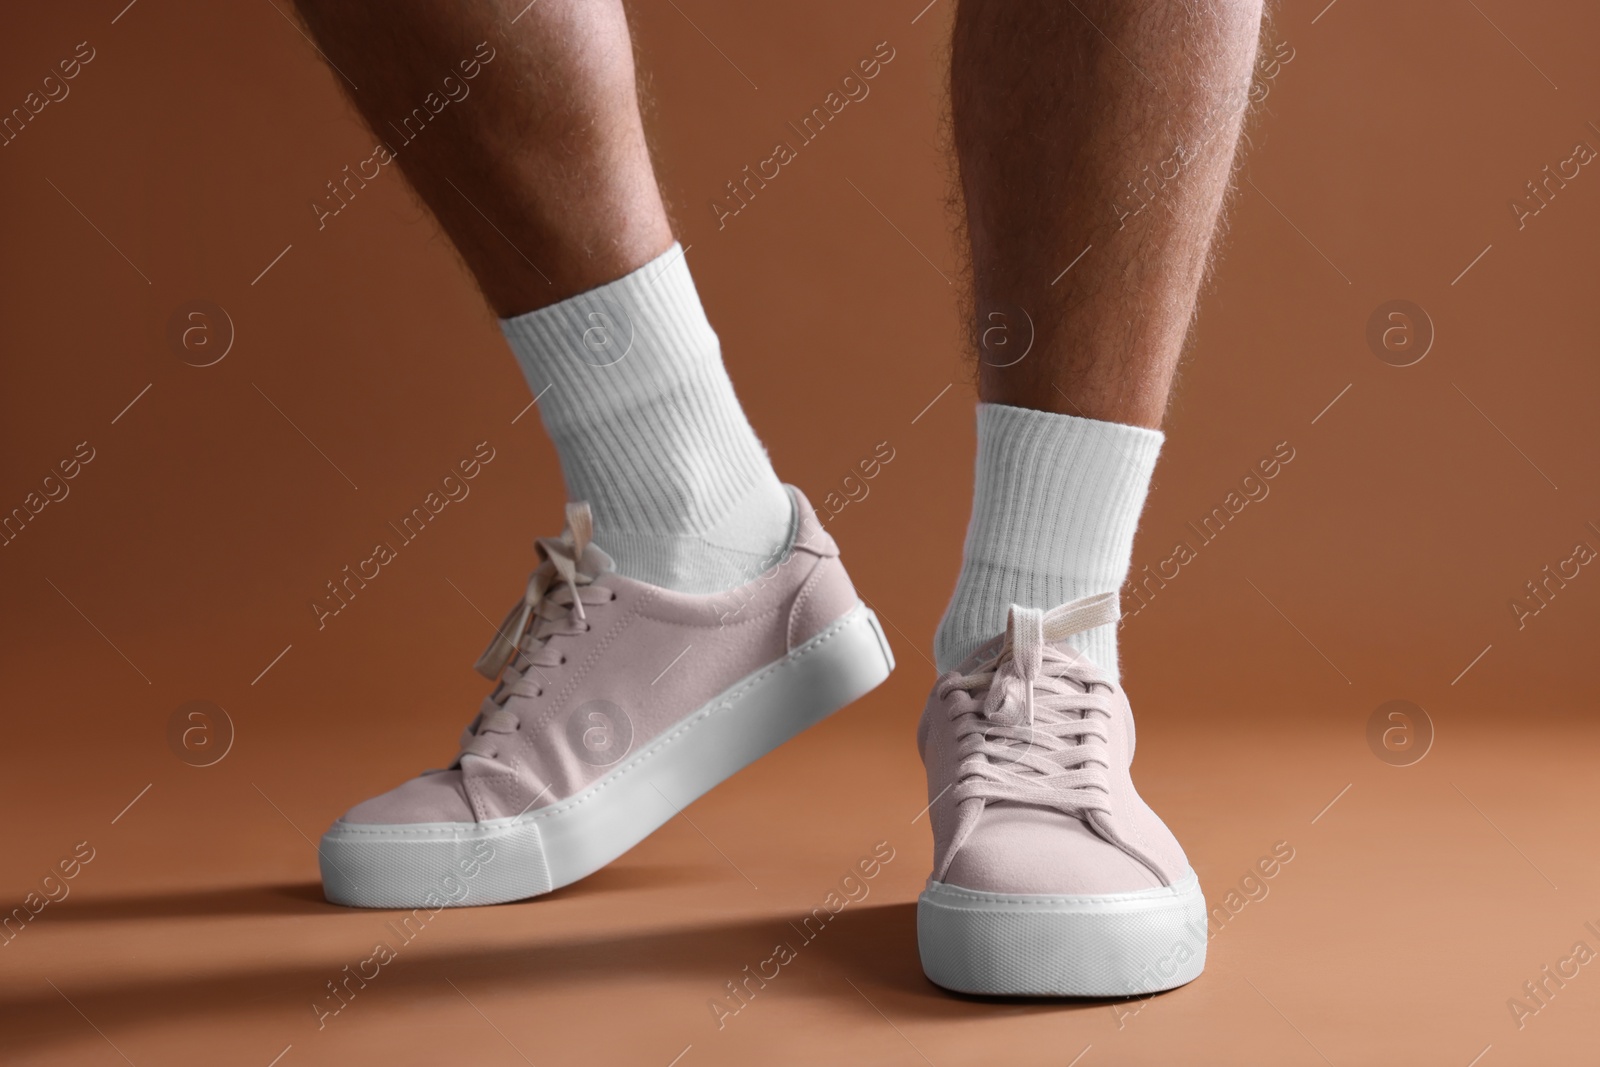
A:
[40,862,716,923]
[7,882,1127,1058]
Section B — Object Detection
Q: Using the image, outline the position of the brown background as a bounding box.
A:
[2,1,1598,1064]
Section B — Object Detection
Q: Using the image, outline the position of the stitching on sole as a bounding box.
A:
[920,873,1201,909]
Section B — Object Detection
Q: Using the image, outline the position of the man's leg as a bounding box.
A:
[934,0,1264,676]
[298,3,896,912]
[295,0,668,313]
[294,0,791,592]
[917,0,1263,998]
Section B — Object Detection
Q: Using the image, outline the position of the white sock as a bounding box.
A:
[933,402,1163,678]
[500,244,792,594]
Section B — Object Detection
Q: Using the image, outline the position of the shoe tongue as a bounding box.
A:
[578,540,615,576]
[956,635,1099,681]
[955,634,1005,676]
[1043,639,1094,671]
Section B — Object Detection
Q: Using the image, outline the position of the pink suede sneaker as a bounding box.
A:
[916,594,1206,996]
[320,487,894,908]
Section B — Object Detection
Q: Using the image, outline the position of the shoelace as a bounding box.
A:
[454,502,614,764]
[941,593,1122,820]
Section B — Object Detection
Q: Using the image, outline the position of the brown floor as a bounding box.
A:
[4,686,1598,1066]
[4,1,1600,1064]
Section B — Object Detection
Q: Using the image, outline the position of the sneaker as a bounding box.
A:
[915,594,1206,996]
[319,486,895,908]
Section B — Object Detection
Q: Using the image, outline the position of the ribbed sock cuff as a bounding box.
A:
[498,244,791,592]
[933,403,1163,677]
[501,245,718,438]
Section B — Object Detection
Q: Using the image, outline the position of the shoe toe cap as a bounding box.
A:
[338,770,475,826]
[944,805,1165,895]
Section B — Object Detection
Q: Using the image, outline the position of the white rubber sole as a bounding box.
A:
[917,872,1207,997]
[320,605,895,908]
